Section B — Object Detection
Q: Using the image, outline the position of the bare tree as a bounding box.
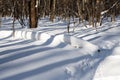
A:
[28,0,38,28]
[50,0,56,21]
[1,0,120,31]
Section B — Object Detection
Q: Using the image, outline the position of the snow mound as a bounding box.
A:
[2,30,99,55]
[100,41,115,49]
[65,59,94,80]
[62,35,99,54]
[0,30,12,38]
[93,76,120,80]
[46,34,99,55]
[93,56,120,80]
[112,47,120,55]
[65,66,77,77]
[15,30,51,41]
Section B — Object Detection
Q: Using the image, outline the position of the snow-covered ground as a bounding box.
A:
[0,17,120,80]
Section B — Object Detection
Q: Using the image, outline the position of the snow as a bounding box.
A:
[101,10,108,15]
[112,47,120,55]
[0,17,120,80]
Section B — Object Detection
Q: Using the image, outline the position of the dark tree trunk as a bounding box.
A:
[0,13,1,28]
[29,0,38,28]
[50,0,56,21]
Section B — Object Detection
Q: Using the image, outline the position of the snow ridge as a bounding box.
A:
[13,30,99,55]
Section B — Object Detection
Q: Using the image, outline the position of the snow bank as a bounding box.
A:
[58,34,99,54]
[15,30,51,42]
[0,30,13,38]
[112,47,120,55]
[93,76,120,80]
[14,30,99,54]
[1,30,99,55]
[93,56,120,80]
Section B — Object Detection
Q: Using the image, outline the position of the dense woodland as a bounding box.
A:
[0,0,120,31]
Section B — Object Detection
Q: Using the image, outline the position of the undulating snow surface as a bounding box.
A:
[0,17,120,80]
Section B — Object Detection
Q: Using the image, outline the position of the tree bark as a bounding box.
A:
[29,0,38,28]
[50,0,56,21]
[0,18,1,28]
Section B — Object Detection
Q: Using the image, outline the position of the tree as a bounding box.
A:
[50,0,56,21]
[1,0,120,30]
[0,0,1,27]
[28,0,38,28]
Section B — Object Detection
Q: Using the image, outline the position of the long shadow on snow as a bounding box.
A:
[0,39,34,48]
[70,49,113,80]
[0,48,72,72]
[0,37,55,55]
[0,45,36,56]
[1,54,93,80]
[0,33,12,41]
[79,27,114,39]
[0,41,67,64]
[87,36,101,42]
[1,49,113,80]
[90,49,113,80]
[0,39,27,45]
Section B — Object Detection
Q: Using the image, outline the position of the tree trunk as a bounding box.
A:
[29,0,38,28]
[0,13,1,28]
[50,0,56,21]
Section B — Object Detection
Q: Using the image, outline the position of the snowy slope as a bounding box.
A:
[0,31,98,80]
[0,17,120,80]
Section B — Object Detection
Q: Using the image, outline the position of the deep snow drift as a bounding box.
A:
[0,17,120,80]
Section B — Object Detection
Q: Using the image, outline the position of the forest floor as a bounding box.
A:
[0,17,120,80]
